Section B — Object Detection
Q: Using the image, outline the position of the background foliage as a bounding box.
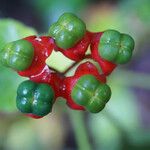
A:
[0,0,150,150]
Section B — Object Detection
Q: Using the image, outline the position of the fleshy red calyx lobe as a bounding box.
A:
[18,36,54,78]
[61,61,106,110]
[54,31,92,61]
[25,113,43,119]
[90,32,117,75]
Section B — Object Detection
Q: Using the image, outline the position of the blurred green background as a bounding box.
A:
[0,0,150,150]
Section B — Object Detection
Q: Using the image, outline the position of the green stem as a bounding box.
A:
[103,109,132,148]
[110,70,150,90]
[68,110,92,150]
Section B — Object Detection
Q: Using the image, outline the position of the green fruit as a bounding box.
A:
[71,75,111,113]
[49,12,86,49]
[0,39,34,71]
[99,30,135,64]
[16,80,55,117]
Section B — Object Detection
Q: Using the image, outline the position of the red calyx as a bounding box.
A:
[29,65,63,98]
[75,61,106,82]
[90,32,117,76]
[61,76,84,110]
[18,36,54,78]
[25,113,43,119]
[54,31,92,61]
[61,61,106,110]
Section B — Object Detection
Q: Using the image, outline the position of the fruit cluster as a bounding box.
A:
[0,13,135,119]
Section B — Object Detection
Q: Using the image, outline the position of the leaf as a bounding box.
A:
[0,19,37,49]
[0,66,25,112]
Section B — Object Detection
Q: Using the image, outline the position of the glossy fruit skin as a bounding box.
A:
[18,36,54,78]
[61,61,106,110]
[98,30,135,64]
[16,80,55,118]
[54,31,92,61]
[91,32,117,75]
[49,12,86,49]
[71,74,111,113]
[0,39,34,71]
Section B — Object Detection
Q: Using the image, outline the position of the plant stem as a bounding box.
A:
[110,70,150,90]
[68,110,92,150]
